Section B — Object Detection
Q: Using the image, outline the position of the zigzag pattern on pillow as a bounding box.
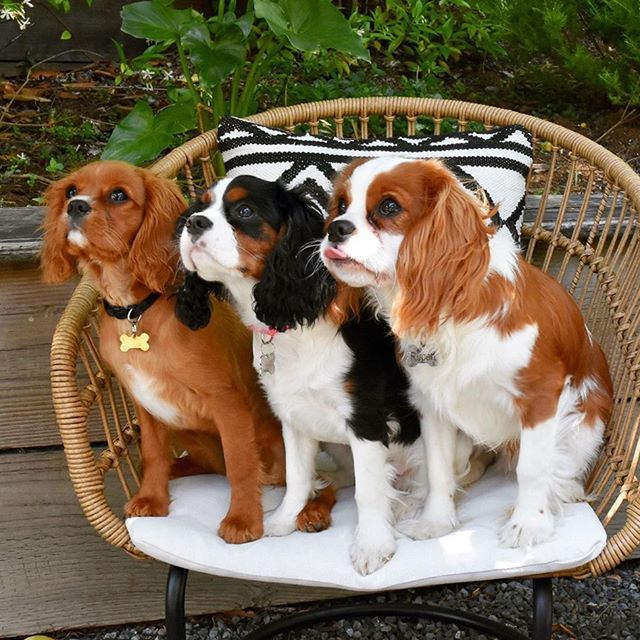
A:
[218,116,533,241]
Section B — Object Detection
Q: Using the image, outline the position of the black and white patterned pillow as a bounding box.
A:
[218,116,533,240]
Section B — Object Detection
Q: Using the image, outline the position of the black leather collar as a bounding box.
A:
[103,292,161,320]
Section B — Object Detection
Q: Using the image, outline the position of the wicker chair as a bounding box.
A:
[50,97,640,639]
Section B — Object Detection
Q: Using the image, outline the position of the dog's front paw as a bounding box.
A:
[264,511,297,537]
[218,514,263,544]
[296,486,336,532]
[125,493,169,517]
[396,515,457,540]
[350,526,396,576]
[500,508,555,548]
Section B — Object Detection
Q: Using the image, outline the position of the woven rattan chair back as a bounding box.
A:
[50,97,640,575]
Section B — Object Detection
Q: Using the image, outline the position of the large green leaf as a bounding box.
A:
[121,0,193,43]
[101,101,177,165]
[181,22,246,88]
[255,0,369,60]
[154,98,197,134]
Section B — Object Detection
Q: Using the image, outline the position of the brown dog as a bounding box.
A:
[42,160,334,543]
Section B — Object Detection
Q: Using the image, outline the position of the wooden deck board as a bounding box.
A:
[0,264,103,449]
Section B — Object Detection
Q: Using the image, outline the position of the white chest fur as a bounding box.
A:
[255,319,354,444]
[401,318,539,448]
[125,365,181,426]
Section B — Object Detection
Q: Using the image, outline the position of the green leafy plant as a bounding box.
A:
[348,0,503,84]
[101,0,368,165]
[45,157,65,174]
[472,0,640,109]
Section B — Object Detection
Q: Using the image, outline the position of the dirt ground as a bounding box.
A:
[1,60,638,207]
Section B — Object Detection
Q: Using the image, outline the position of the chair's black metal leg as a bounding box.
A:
[531,578,553,640]
[242,602,529,640]
[166,565,189,640]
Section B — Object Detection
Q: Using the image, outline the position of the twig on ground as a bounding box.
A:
[594,103,638,144]
[6,173,53,184]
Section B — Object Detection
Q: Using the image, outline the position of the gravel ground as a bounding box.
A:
[56,559,639,640]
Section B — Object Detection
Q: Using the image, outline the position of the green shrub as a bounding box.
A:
[349,0,504,83]
[473,0,640,108]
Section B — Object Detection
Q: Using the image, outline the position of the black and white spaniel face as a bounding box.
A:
[179,175,335,332]
[179,176,284,280]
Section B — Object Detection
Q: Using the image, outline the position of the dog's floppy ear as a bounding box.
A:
[393,160,492,337]
[41,179,77,283]
[175,270,229,330]
[253,184,336,332]
[128,170,186,292]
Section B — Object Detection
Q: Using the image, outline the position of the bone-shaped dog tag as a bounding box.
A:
[120,332,150,352]
[404,343,438,368]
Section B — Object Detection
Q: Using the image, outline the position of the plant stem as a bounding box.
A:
[229,67,242,114]
[175,39,201,120]
[237,37,277,116]
[217,0,225,20]
[213,84,226,128]
[236,54,261,116]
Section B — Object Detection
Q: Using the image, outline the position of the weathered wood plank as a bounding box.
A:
[0,264,104,449]
[0,449,349,637]
[0,342,111,449]
[0,206,44,263]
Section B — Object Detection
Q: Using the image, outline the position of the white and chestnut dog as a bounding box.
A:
[178,175,434,575]
[321,157,614,547]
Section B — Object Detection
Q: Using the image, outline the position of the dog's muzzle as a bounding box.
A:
[185,214,213,241]
[327,218,356,243]
[67,198,91,225]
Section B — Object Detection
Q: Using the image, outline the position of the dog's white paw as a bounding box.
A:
[500,508,555,547]
[350,526,396,576]
[396,515,457,540]
[263,511,297,537]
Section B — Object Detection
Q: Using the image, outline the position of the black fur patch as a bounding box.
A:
[174,196,228,330]
[340,307,421,445]
[174,270,229,330]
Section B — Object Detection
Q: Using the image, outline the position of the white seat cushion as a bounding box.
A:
[127,467,606,592]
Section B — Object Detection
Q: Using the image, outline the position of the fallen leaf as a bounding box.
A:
[31,70,64,80]
[94,69,117,79]
[552,622,577,638]
[1,87,51,103]
[62,81,97,90]
[58,91,81,100]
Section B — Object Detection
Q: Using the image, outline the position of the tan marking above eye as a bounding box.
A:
[226,187,249,202]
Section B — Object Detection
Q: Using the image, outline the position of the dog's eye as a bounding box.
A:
[66,185,77,199]
[109,188,128,203]
[236,205,254,218]
[378,198,402,217]
[337,199,347,215]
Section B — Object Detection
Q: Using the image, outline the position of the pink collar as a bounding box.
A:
[248,324,287,336]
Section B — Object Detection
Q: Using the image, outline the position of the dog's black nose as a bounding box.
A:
[185,214,213,239]
[328,219,356,243]
[67,199,91,219]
